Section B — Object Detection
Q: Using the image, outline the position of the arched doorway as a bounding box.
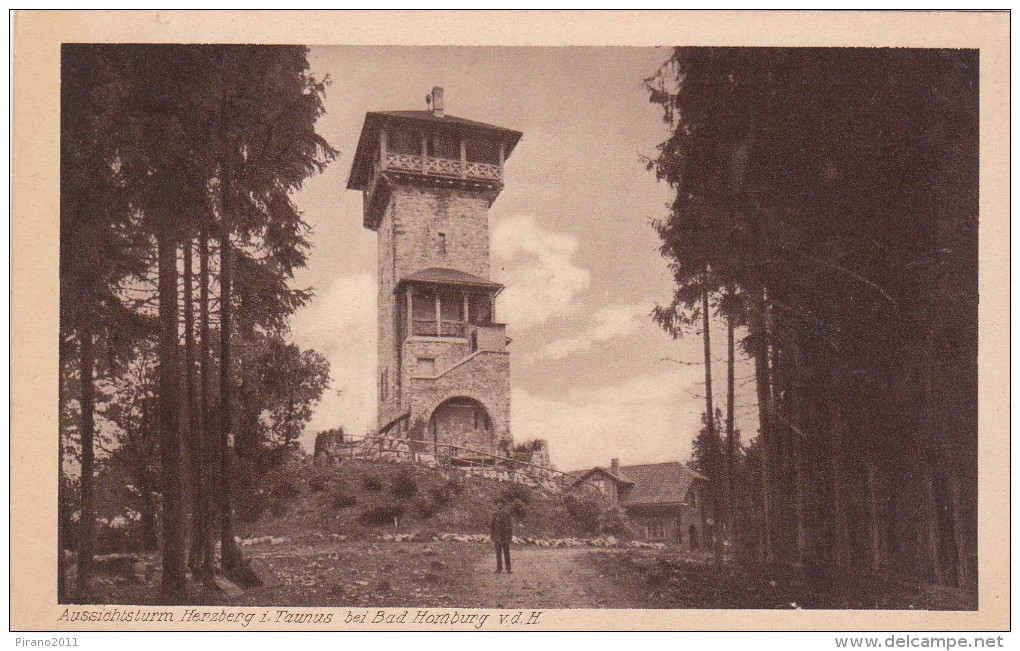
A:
[428,397,493,454]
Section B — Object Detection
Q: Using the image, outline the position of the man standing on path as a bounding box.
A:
[490,501,513,574]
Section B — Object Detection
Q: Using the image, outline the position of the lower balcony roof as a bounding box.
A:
[398,267,503,291]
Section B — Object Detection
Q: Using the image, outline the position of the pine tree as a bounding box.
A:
[60,45,153,602]
[646,48,978,583]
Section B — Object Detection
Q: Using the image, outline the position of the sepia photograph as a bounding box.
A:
[10,10,1010,633]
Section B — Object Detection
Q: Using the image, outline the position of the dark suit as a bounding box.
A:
[490,507,513,573]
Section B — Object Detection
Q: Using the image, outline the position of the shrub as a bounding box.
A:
[362,474,383,491]
[307,469,335,492]
[443,476,464,496]
[270,497,291,516]
[597,506,633,538]
[506,498,527,519]
[391,467,419,498]
[273,475,303,501]
[501,483,532,505]
[359,500,406,525]
[428,485,454,508]
[414,495,441,518]
[332,483,357,510]
[235,487,272,523]
[563,493,601,533]
[427,476,462,507]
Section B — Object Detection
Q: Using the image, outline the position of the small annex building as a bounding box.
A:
[571,459,708,550]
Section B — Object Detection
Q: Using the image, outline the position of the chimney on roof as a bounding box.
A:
[610,458,620,474]
[431,86,444,118]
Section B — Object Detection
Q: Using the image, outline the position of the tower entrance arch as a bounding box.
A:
[427,397,493,453]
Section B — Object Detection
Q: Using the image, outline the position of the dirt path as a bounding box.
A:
[465,547,641,609]
[89,541,653,609]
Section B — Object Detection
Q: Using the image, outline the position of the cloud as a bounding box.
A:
[288,272,377,444]
[491,214,590,330]
[537,302,651,360]
[511,366,707,472]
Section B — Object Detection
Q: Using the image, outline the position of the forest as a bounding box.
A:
[647,47,978,590]
[60,44,337,603]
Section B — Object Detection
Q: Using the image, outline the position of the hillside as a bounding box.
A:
[233,455,633,544]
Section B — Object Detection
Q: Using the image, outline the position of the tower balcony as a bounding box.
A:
[384,152,503,182]
[363,152,504,229]
[348,107,521,231]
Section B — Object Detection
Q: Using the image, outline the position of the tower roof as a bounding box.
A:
[347,110,523,191]
[398,267,503,291]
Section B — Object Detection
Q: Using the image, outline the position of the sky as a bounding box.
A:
[287,46,758,472]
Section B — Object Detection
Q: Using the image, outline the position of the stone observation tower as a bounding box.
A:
[347,87,522,456]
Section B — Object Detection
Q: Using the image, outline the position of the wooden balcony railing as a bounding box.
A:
[412,319,468,338]
[384,152,501,182]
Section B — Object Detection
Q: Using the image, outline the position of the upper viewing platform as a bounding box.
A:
[347,87,523,230]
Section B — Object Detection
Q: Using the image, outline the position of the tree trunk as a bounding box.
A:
[751,287,775,564]
[829,394,849,569]
[199,229,216,579]
[794,441,808,567]
[948,464,972,589]
[158,235,187,601]
[921,343,945,584]
[183,239,204,571]
[725,307,737,560]
[773,346,804,567]
[139,479,158,551]
[57,343,68,602]
[219,232,241,572]
[867,460,882,574]
[137,399,158,552]
[76,330,96,602]
[701,279,723,567]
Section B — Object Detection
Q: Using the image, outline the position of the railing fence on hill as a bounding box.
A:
[322,434,606,499]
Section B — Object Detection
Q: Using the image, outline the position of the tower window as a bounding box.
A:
[438,232,447,255]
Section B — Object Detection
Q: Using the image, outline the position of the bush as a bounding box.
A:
[443,476,464,496]
[332,483,357,510]
[501,483,532,505]
[414,495,441,518]
[307,469,335,492]
[362,474,383,491]
[236,488,271,523]
[391,468,419,498]
[270,497,291,516]
[506,498,527,519]
[560,494,633,537]
[273,475,303,501]
[597,506,633,538]
[426,476,462,507]
[359,500,406,525]
[563,493,601,533]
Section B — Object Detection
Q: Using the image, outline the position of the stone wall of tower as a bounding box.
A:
[390,185,493,281]
[374,179,511,454]
[408,350,511,450]
[376,200,401,425]
[377,182,497,429]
